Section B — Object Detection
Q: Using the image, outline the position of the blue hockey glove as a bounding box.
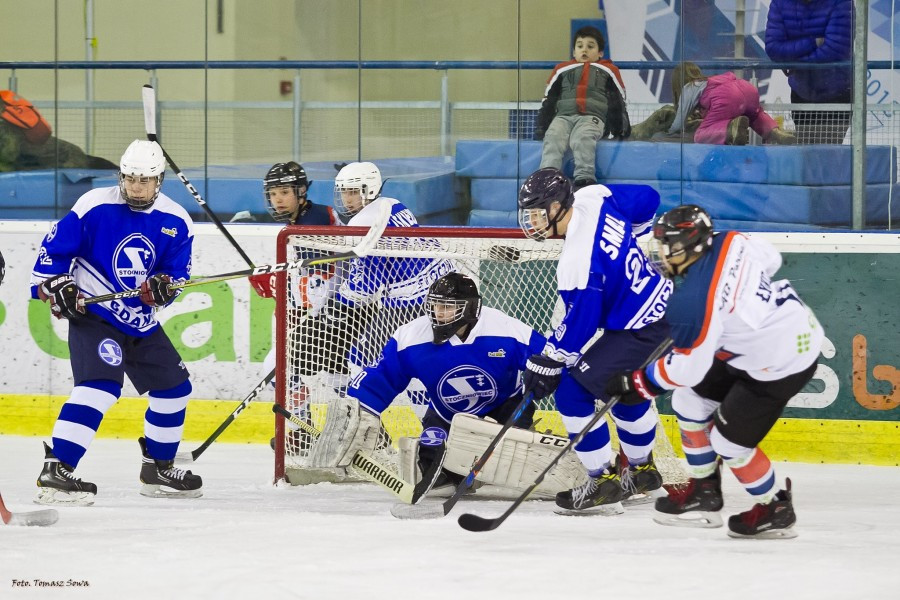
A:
[523,354,565,400]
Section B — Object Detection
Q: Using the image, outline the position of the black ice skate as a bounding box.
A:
[727,478,797,539]
[620,452,665,506]
[653,465,724,528]
[139,437,202,499]
[554,465,624,516]
[35,442,97,507]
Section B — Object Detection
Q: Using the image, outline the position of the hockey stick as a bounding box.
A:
[272,403,415,503]
[0,492,59,527]
[84,200,392,306]
[142,84,255,268]
[175,368,276,463]
[390,392,536,520]
[457,336,673,532]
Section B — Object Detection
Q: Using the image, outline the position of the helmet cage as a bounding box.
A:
[333,162,382,217]
[425,295,482,344]
[119,140,166,211]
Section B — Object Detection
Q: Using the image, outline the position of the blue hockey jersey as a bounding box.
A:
[348,307,546,424]
[336,197,452,308]
[544,184,672,366]
[30,187,194,337]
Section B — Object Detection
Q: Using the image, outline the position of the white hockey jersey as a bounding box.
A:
[647,232,824,388]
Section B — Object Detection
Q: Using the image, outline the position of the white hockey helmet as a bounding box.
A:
[119,140,165,210]
[333,161,382,216]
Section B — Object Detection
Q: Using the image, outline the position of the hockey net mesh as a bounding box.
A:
[274,226,687,487]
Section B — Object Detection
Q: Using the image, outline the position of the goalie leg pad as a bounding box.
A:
[309,397,381,467]
[444,414,586,497]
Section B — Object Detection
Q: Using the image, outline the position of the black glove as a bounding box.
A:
[605,369,664,406]
[140,274,177,307]
[39,273,85,320]
[523,354,565,400]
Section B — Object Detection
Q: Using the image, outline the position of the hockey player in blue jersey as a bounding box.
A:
[517,167,672,514]
[332,161,452,371]
[606,205,822,538]
[30,140,202,506]
[342,272,546,496]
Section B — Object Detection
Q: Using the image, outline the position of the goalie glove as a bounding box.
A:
[524,354,565,400]
[140,274,178,307]
[38,273,85,320]
[605,369,664,405]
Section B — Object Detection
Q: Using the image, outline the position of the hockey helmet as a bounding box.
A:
[119,140,165,211]
[651,204,714,277]
[425,272,482,344]
[264,161,311,222]
[0,248,5,286]
[333,161,382,217]
[517,167,574,240]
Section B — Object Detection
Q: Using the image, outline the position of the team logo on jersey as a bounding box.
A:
[419,427,448,447]
[436,365,498,415]
[46,223,58,243]
[487,349,506,358]
[553,323,566,341]
[112,234,156,289]
[160,227,177,238]
[98,338,123,366]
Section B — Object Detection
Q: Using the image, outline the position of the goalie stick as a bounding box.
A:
[84,200,392,306]
[272,403,414,503]
[142,84,255,269]
[0,492,59,527]
[390,392,536,520]
[175,368,276,463]
[457,337,673,532]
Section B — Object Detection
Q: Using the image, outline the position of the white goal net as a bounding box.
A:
[273,225,687,489]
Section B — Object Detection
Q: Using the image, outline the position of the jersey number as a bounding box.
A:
[624,248,652,294]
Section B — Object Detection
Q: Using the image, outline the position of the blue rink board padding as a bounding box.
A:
[455,140,896,185]
[0,169,114,218]
[468,177,897,226]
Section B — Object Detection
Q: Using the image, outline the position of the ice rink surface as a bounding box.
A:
[1,434,898,600]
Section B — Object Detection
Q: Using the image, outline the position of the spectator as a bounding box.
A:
[664,62,795,146]
[765,0,853,144]
[534,26,630,190]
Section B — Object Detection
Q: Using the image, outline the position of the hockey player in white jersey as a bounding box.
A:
[337,272,547,497]
[30,140,202,505]
[332,161,452,371]
[517,167,673,514]
[606,205,823,538]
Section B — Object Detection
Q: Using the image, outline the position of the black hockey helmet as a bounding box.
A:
[0,248,5,286]
[425,272,482,344]
[264,162,311,222]
[651,204,714,277]
[517,167,575,240]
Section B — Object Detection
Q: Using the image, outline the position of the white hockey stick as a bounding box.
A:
[272,403,414,503]
[0,492,59,527]
[84,200,393,306]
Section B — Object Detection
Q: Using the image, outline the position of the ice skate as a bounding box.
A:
[727,478,797,539]
[653,465,724,528]
[139,437,203,499]
[34,442,97,507]
[554,465,624,516]
[620,452,666,506]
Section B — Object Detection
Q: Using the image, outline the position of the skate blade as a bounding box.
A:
[622,488,667,507]
[140,484,203,499]
[653,510,723,528]
[554,501,625,517]
[727,526,798,540]
[34,487,95,507]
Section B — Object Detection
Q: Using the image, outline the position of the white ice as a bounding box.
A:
[1,434,898,600]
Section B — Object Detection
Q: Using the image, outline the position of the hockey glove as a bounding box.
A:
[248,273,276,299]
[524,354,565,400]
[140,274,177,307]
[605,369,664,406]
[38,273,85,320]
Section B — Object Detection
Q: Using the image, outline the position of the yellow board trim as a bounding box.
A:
[2,394,897,466]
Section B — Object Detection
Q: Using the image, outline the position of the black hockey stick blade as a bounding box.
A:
[175,368,276,463]
[0,493,59,527]
[456,337,673,532]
